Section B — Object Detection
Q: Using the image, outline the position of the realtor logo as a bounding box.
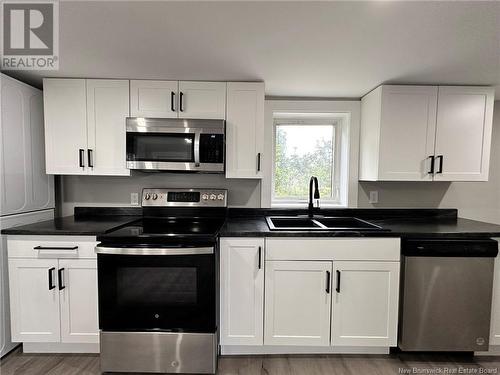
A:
[1,0,59,70]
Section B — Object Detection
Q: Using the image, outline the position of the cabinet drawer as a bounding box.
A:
[265,238,400,261]
[7,236,98,259]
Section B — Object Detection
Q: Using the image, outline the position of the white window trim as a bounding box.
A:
[271,116,344,206]
[261,100,360,208]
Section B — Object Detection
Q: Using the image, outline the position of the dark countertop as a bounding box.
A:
[219,216,500,238]
[1,215,140,236]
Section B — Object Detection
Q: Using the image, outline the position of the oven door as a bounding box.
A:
[96,246,215,333]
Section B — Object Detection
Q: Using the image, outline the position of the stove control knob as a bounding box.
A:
[217,194,225,200]
[210,194,216,200]
[145,193,151,200]
[202,194,209,200]
[152,193,158,200]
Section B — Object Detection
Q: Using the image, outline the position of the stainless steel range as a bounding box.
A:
[96,188,227,374]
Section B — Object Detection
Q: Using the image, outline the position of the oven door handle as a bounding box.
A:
[95,246,214,255]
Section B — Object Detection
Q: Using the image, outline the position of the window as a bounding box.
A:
[272,114,346,207]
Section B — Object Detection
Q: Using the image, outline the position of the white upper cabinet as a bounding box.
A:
[264,260,332,346]
[130,80,178,118]
[178,81,226,119]
[225,82,265,179]
[331,261,400,347]
[1,74,54,215]
[220,238,264,346]
[43,78,130,175]
[86,80,130,176]
[359,85,495,182]
[43,79,88,175]
[434,86,495,181]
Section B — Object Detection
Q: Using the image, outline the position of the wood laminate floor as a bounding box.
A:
[1,347,499,375]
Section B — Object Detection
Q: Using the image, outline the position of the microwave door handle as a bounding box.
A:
[194,132,200,167]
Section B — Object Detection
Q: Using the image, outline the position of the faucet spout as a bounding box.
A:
[308,176,320,218]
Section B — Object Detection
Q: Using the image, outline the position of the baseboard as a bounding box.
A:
[220,345,390,355]
[475,345,500,356]
[22,342,99,354]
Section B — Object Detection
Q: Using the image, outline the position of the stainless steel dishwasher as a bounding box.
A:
[399,239,498,352]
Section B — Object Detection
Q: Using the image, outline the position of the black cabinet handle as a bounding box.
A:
[258,246,262,269]
[257,153,261,172]
[34,246,78,250]
[336,270,341,293]
[48,267,56,290]
[79,149,85,168]
[436,155,443,174]
[179,92,184,112]
[88,149,93,168]
[326,271,331,293]
[171,91,175,112]
[428,155,435,174]
[58,268,65,290]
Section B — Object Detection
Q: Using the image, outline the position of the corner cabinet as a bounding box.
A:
[7,236,99,347]
[0,74,54,215]
[219,238,264,346]
[359,85,494,182]
[43,78,130,175]
[130,80,226,119]
[225,82,265,179]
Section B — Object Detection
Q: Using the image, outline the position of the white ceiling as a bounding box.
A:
[6,1,500,98]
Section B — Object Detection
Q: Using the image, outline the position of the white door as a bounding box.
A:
[178,81,226,119]
[378,85,438,181]
[130,80,178,118]
[86,80,130,176]
[43,79,88,174]
[8,258,60,342]
[264,261,332,346]
[220,238,264,346]
[490,253,500,346]
[225,82,265,179]
[1,75,30,214]
[331,261,400,347]
[434,86,495,181]
[59,259,99,344]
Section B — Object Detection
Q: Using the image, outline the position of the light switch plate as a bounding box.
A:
[369,191,379,204]
[130,192,139,205]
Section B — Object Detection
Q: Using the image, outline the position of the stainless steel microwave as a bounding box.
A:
[126,118,225,172]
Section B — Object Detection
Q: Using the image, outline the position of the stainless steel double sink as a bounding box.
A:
[266,216,383,231]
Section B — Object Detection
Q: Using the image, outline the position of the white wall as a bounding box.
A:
[358,101,500,224]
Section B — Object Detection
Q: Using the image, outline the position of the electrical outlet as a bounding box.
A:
[369,191,379,204]
[130,192,139,206]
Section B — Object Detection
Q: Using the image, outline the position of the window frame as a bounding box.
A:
[271,114,346,207]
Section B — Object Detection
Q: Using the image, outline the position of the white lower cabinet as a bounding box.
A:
[331,261,400,347]
[8,259,61,342]
[7,237,99,345]
[220,238,264,346]
[264,261,332,346]
[59,259,98,343]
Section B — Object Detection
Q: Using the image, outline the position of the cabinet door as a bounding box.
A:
[490,254,500,345]
[378,86,438,181]
[225,82,264,179]
[86,80,130,176]
[8,258,60,342]
[1,75,29,214]
[220,238,264,346]
[43,79,88,174]
[59,259,99,344]
[434,86,495,181]
[331,261,399,347]
[264,261,332,346]
[130,80,178,118]
[178,81,226,119]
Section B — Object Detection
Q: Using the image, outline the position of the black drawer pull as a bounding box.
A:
[171,91,175,112]
[336,270,341,293]
[34,246,79,250]
[436,155,443,174]
[258,246,262,269]
[179,92,184,112]
[257,153,261,172]
[48,267,56,290]
[87,149,94,168]
[79,149,85,168]
[58,268,65,290]
[428,155,435,174]
[326,271,331,293]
